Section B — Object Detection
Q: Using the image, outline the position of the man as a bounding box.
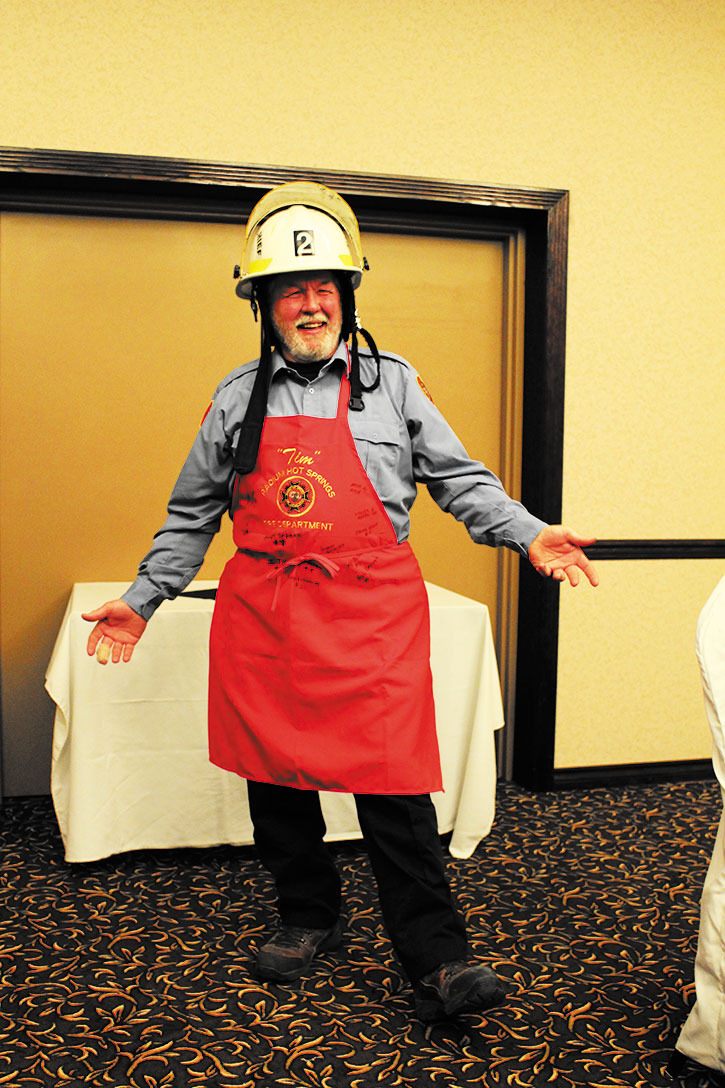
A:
[84,181,598,1022]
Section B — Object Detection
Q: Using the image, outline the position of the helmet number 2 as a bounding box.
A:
[294,230,315,257]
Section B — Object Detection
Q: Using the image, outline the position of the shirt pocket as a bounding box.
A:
[348,417,403,492]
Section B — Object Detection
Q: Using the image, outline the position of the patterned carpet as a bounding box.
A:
[1,779,723,1088]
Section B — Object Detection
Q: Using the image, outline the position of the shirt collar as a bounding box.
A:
[270,341,349,382]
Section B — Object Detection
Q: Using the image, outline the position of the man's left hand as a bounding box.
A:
[528,526,599,587]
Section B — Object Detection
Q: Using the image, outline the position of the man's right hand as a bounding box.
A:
[82,600,148,665]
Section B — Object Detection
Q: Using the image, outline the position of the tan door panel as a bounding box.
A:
[1,213,249,793]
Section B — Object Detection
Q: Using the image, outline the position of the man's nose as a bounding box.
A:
[301,287,323,311]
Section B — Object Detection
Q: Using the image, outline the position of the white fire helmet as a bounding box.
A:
[234,181,366,300]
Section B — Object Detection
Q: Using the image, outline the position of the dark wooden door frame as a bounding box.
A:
[0,147,570,791]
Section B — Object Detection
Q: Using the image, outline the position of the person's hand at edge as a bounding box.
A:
[528,526,599,587]
[82,599,148,665]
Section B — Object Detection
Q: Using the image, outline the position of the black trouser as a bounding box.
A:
[246,781,469,983]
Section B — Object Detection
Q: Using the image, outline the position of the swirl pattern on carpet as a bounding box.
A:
[1,779,722,1087]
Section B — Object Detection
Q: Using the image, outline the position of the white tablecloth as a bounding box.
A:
[46,581,504,863]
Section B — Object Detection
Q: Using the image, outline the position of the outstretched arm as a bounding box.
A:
[82,600,148,665]
[528,526,599,587]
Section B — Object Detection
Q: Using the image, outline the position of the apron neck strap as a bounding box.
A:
[336,345,352,419]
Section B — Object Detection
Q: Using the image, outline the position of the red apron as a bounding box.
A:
[208,369,442,794]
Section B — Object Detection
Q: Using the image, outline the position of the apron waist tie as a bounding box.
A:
[265,553,341,611]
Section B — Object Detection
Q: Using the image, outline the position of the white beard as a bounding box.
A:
[271,315,343,365]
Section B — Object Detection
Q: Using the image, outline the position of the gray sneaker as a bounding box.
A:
[413,959,505,1022]
[256,920,343,982]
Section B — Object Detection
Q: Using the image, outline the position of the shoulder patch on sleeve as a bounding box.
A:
[417,374,434,403]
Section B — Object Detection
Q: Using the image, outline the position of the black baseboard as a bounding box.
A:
[552,759,716,790]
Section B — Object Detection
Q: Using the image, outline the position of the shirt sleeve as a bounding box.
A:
[402,363,547,556]
[122,390,238,620]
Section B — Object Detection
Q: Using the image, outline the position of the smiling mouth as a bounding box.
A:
[297,321,327,331]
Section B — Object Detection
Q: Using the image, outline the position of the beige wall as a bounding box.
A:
[556,561,722,768]
[1,0,723,785]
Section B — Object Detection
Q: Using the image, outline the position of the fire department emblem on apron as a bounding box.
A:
[277,475,316,517]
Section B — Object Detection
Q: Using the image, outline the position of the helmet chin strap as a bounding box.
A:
[348,316,381,412]
[341,275,381,412]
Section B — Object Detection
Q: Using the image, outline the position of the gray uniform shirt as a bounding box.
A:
[123,343,547,620]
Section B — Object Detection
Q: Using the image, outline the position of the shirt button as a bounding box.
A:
[306,387,315,395]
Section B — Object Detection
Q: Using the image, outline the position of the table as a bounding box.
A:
[46,581,504,863]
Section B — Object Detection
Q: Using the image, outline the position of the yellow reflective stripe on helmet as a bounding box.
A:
[339,253,355,267]
[247,257,273,275]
